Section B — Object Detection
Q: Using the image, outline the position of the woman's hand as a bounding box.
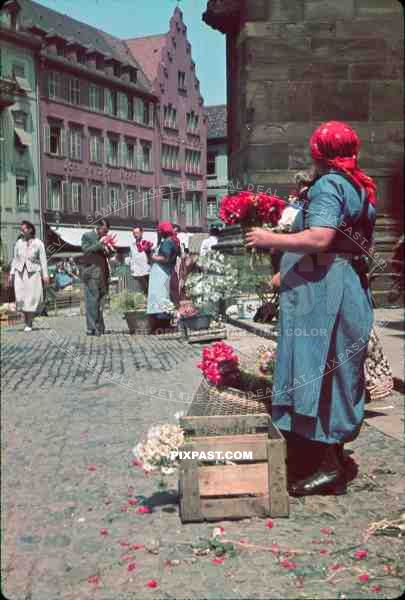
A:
[245,228,274,249]
[271,272,281,289]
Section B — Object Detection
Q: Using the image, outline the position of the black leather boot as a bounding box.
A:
[289,443,347,497]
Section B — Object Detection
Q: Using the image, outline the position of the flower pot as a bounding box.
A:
[181,314,212,331]
[125,310,150,335]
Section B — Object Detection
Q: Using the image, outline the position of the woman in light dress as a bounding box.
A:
[9,221,49,331]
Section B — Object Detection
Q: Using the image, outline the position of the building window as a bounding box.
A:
[161,144,179,171]
[47,177,64,210]
[140,141,152,171]
[91,184,103,212]
[118,92,130,120]
[207,151,217,176]
[163,105,177,129]
[69,127,82,161]
[178,70,186,91]
[108,185,120,207]
[68,77,80,105]
[185,199,193,227]
[89,84,103,111]
[106,137,119,167]
[13,111,27,130]
[125,140,136,169]
[71,181,82,212]
[104,89,117,116]
[186,111,199,134]
[185,192,201,226]
[89,132,103,163]
[16,176,28,209]
[126,187,137,216]
[12,62,25,78]
[130,68,137,83]
[185,149,201,174]
[48,71,60,99]
[44,124,65,156]
[207,197,218,219]
[141,189,152,218]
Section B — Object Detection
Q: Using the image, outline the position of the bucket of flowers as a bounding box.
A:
[110,291,148,334]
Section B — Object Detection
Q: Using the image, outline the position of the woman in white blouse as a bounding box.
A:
[9,221,49,331]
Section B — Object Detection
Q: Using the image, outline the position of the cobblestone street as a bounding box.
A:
[1,313,404,600]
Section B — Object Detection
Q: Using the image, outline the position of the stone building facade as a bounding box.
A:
[205,104,228,225]
[203,0,403,303]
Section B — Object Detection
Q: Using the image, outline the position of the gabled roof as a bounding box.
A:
[124,34,167,83]
[205,105,227,140]
[17,0,152,92]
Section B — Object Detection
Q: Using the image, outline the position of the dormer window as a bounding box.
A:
[57,44,65,57]
[77,50,86,65]
[177,70,186,92]
[130,68,137,83]
[113,63,120,78]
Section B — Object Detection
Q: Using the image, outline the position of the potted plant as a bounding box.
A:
[183,251,239,331]
[110,291,148,334]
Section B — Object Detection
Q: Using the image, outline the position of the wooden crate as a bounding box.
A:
[179,407,289,522]
[185,325,227,344]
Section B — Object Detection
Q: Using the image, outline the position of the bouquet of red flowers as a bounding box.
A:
[101,233,118,251]
[136,239,154,254]
[197,342,240,386]
[219,191,285,227]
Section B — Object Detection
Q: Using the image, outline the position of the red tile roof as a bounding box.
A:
[125,34,167,83]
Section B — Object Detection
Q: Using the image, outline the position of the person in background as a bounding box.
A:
[64,256,80,280]
[129,225,151,295]
[200,226,220,257]
[173,224,188,254]
[147,222,178,334]
[80,219,115,336]
[9,220,49,332]
[54,262,73,290]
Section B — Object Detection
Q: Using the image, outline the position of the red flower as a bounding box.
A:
[266,519,274,529]
[320,527,334,535]
[239,539,248,545]
[131,543,145,550]
[100,528,108,536]
[127,563,137,572]
[270,544,280,554]
[371,585,382,593]
[132,458,143,467]
[87,464,97,471]
[319,549,329,555]
[198,342,240,386]
[147,579,158,588]
[136,239,154,254]
[280,559,297,570]
[136,506,151,514]
[354,549,368,560]
[329,563,343,572]
[87,575,100,585]
[212,557,225,565]
[120,554,132,562]
[128,498,139,506]
[358,573,370,583]
[119,541,130,547]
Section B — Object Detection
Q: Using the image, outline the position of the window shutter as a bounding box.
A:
[47,177,52,209]
[105,138,109,166]
[136,141,142,171]
[43,125,50,153]
[61,129,67,156]
[78,130,83,160]
[62,180,70,211]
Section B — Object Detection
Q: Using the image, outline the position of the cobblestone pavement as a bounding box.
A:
[1,313,404,600]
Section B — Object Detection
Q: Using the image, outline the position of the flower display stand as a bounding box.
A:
[178,378,289,523]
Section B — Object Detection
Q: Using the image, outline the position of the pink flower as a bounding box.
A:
[87,575,100,585]
[132,458,143,467]
[280,559,297,570]
[319,549,329,555]
[128,498,139,506]
[371,585,382,593]
[119,541,130,548]
[239,539,248,545]
[147,579,158,588]
[87,464,97,471]
[212,557,225,565]
[100,528,108,536]
[120,554,132,562]
[320,527,334,535]
[358,573,370,583]
[329,563,343,572]
[136,506,151,514]
[127,563,137,572]
[270,544,280,554]
[131,543,145,551]
[354,549,368,560]
[266,519,274,529]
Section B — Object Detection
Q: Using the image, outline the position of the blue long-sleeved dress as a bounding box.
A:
[272,171,376,444]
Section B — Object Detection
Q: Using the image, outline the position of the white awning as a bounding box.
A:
[51,226,158,249]
[15,128,32,146]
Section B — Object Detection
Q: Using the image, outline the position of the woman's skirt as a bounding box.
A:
[146,263,173,315]
[14,269,43,313]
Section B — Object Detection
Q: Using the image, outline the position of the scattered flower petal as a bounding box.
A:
[212,527,225,537]
[358,573,370,583]
[354,550,368,560]
[87,575,100,585]
[371,585,382,593]
[136,506,151,514]
[239,539,248,545]
[329,563,344,572]
[127,563,136,572]
[87,464,97,471]
[320,527,334,535]
[212,557,225,565]
[271,544,280,554]
[131,543,145,550]
[100,529,108,536]
[120,554,132,562]
[280,559,297,570]
[128,499,139,506]
[147,579,158,588]
[266,519,274,529]
[132,458,143,467]
[119,541,130,547]
[319,548,329,555]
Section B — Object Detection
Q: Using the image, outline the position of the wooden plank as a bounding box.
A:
[267,438,289,518]
[201,495,270,521]
[199,463,268,496]
[189,433,268,461]
[179,443,204,523]
[180,414,271,435]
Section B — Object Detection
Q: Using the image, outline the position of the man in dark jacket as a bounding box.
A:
[80,219,111,336]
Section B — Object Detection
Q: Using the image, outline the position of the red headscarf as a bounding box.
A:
[310,121,377,206]
[157,221,174,236]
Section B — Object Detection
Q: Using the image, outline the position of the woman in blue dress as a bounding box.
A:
[246,121,377,496]
[147,221,178,334]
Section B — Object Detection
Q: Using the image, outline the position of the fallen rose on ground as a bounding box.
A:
[354,549,369,560]
[147,579,158,588]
